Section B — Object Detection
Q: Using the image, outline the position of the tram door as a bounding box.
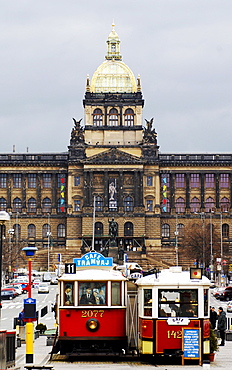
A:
[126,282,138,349]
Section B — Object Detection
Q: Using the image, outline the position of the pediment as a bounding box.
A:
[82,148,143,165]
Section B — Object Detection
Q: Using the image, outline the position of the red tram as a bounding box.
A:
[136,266,211,363]
[54,252,132,356]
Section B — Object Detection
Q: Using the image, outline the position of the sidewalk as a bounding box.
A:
[14,336,232,370]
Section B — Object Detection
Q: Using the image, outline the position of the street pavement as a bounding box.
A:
[14,333,232,370]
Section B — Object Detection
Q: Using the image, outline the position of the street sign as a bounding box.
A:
[24,298,36,319]
[24,298,36,304]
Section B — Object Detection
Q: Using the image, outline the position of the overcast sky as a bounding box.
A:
[0,1,232,154]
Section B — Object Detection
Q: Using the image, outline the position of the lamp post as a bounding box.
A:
[47,213,51,271]
[210,210,214,281]
[0,211,10,316]
[22,246,38,363]
[174,213,179,266]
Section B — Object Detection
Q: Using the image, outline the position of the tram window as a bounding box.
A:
[158,289,198,318]
[64,282,74,306]
[144,289,152,317]
[204,289,209,316]
[79,282,106,305]
[112,282,121,305]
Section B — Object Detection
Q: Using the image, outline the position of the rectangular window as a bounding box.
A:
[146,200,153,211]
[204,289,209,316]
[74,176,81,186]
[28,174,37,188]
[147,176,153,186]
[74,200,81,211]
[205,174,214,188]
[64,282,74,306]
[43,174,52,188]
[161,174,170,187]
[79,282,106,305]
[13,174,22,188]
[0,174,7,188]
[144,289,152,317]
[220,174,229,188]
[158,289,198,318]
[111,282,121,305]
[190,174,200,188]
[176,174,185,188]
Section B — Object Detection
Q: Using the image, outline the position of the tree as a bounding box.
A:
[179,221,221,267]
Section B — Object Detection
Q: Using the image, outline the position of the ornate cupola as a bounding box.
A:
[105,23,122,61]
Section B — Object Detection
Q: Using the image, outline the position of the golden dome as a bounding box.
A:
[89,24,137,93]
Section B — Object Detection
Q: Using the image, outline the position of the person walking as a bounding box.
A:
[218,307,227,346]
[210,306,218,329]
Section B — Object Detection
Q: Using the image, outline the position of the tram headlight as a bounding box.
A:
[86,318,99,332]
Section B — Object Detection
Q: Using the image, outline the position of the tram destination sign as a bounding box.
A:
[73,251,113,268]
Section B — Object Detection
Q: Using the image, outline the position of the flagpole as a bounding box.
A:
[91,196,96,251]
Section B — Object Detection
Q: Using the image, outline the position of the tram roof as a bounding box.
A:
[59,268,127,282]
[136,266,210,287]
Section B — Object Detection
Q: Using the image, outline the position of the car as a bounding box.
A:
[38,283,49,294]
[50,277,58,285]
[33,279,41,288]
[5,284,22,295]
[219,286,232,301]
[227,301,232,312]
[1,288,17,300]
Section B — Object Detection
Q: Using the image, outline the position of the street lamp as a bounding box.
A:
[22,245,38,363]
[0,211,10,315]
[210,210,214,281]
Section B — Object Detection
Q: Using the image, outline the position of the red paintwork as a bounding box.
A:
[203,319,210,338]
[156,320,200,353]
[139,318,153,339]
[59,307,126,338]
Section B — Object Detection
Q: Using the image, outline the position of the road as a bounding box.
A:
[0,284,57,331]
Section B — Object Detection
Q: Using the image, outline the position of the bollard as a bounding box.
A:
[26,322,34,363]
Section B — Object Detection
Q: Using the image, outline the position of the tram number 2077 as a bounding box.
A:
[81,310,105,318]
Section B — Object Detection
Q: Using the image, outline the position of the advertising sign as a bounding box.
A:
[182,328,201,364]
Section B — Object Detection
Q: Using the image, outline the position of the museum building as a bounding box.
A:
[0,25,232,271]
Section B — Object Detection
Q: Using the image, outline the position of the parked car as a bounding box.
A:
[227,301,232,312]
[1,288,17,300]
[38,283,49,294]
[213,287,225,299]
[219,286,232,301]
[5,284,22,295]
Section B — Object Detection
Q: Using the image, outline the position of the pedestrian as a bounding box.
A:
[210,306,218,329]
[218,307,227,346]
[18,309,25,326]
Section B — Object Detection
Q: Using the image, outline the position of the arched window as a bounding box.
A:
[28,224,36,238]
[58,224,65,237]
[93,108,103,126]
[124,222,133,236]
[13,197,22,213]
[220,197,229,212]
[177,223,185,236]
[28,197,36,212]
[124,108,134,127]
[42,224,50,238]
[95,222,103,236]
[42,197,51,213]
[124,196,133,212]
[162,224,170,237]
[0,197,7,211]
[161,198,170,213]
[109,108,118,126]
[190,197,200,213]
[176,197,185,213]
[95,196,103,212]
[205,197,215,213]
[222,223,229,238]
[13,224,21,239]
